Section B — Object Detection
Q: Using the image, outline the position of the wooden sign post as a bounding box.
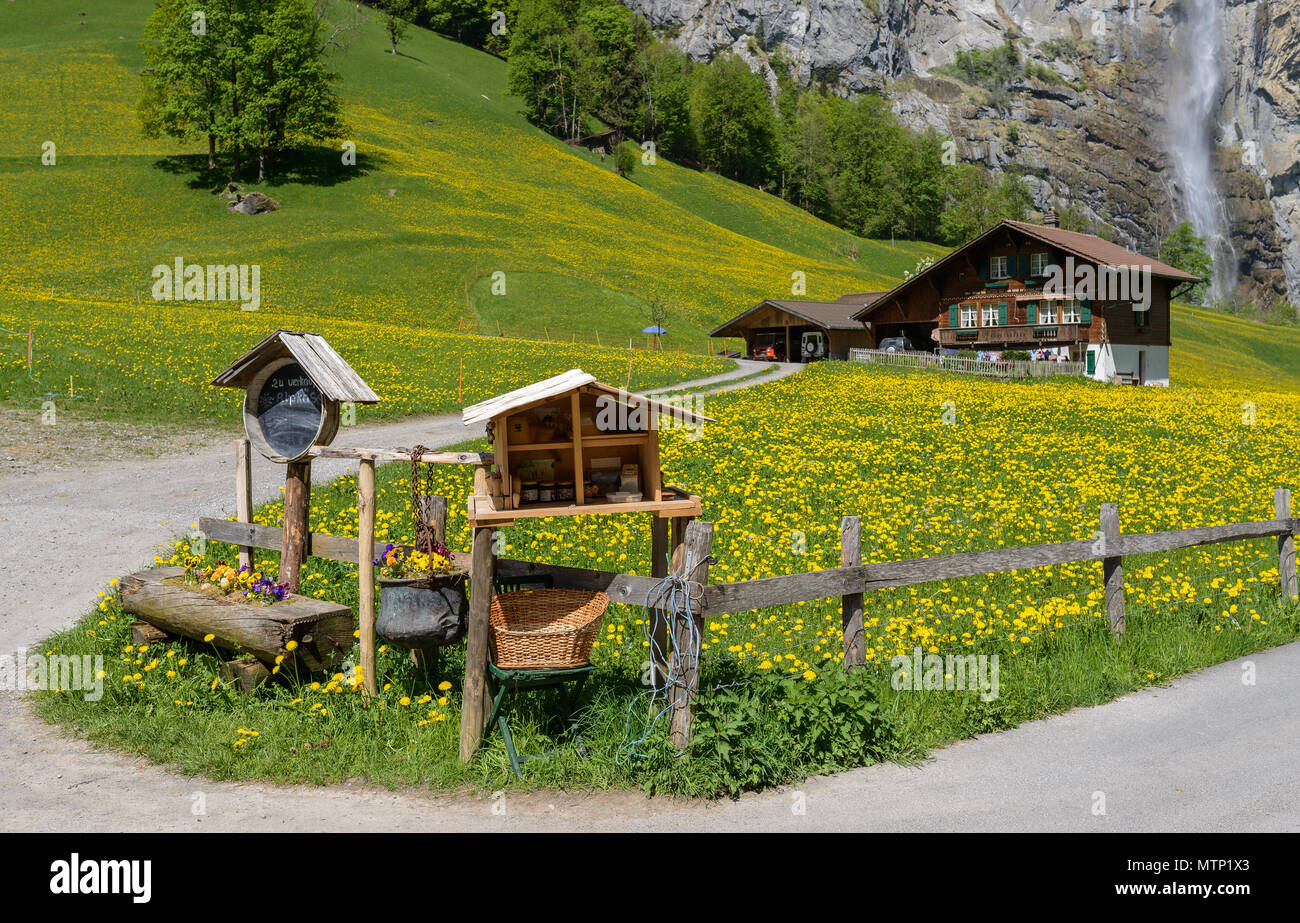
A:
[211,330,380,594]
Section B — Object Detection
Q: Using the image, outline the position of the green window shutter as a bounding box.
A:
[1081,299,1092,323]
[949,304,959,327]
[1026,301,1037,324]
[1018,253,1030,278]
[998,301,1008,326]
[1086,350,1096,375]
[978,259,989,281]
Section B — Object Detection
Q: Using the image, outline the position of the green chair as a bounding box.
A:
[487,574,594,779]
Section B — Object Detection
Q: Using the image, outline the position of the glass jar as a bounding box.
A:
[520,481,539,503]
[539,481,555,502]
[556,480,575,501]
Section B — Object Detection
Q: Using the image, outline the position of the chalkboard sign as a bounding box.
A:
[243,358,339,462]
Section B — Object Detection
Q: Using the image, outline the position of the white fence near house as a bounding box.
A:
[848,348,1086,379]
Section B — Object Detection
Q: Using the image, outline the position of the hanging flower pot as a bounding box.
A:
[377,571,469,648]
[374,542,468,649]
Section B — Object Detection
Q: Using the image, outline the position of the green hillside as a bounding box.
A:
[0,0,1297,429]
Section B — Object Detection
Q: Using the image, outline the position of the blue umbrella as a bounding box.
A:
[641,325,668,334]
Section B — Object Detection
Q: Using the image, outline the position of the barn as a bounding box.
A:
[709,292,886,362]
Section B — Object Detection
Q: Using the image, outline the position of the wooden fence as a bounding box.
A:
[850,347,1086,379]
[198,487,1299,754]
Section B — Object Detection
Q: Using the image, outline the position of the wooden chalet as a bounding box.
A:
[709,292,886,361]
[852,219,1202,385]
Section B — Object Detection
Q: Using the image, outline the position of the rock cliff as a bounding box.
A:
[626,0,1299,305]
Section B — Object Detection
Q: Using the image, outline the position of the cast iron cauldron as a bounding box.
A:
[376,572,469,649]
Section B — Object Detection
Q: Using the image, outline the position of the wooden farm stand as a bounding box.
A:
[458,369,713,760]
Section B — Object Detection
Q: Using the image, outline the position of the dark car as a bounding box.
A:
[878,336,916,353]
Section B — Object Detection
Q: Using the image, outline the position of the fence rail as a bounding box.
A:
[850,347,1086,379]
[198,487,1299,745]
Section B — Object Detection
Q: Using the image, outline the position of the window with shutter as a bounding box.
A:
[949,304,958,327]
[1018,253,1030,278]
[978,259,989,281]
[1026,301,1038,324]
[1081,299,1092,323]
[998,301,1008,326]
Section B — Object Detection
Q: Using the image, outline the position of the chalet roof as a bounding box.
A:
[461,368,716,427]
[211,329,380,403]
[852,219,1203,322]
[709,296,878,336]
[1003,221,1201,281]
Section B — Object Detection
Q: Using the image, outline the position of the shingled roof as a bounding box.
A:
[211,329,380,403]
[852,220,1202,322]
[709,293,886,336]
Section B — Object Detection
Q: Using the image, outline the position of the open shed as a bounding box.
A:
[708,293,885,361]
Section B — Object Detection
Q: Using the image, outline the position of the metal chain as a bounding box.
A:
[409,444,435,576]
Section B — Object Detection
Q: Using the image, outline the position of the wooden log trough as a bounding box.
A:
[119,566,353,673]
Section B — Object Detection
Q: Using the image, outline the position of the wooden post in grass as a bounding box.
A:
[235,438,253,570]
[648,516,671,686]
[411,495,447,671]
[1276,488,1297,600]
[281,461,312,594]
[358,455,377,695]
[459,522,497,763]
[1101,502,1125,637]
[840,516,865,669]
[669,519,712,749]
[26,329,32,371]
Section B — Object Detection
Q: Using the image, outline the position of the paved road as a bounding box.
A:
[2,641,1295,831]
[3,355,1296,832]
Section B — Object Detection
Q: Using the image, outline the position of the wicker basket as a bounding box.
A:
[489,589,610,669]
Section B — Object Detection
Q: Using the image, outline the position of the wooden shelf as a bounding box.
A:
[579,433,652,447]
[507,441,575,452]
[469,487,701,526]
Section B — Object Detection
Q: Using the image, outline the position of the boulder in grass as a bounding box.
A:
[229,192,279,215]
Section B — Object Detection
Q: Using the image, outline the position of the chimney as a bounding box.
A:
[1043,209,1060,228]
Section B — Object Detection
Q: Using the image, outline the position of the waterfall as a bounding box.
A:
[1169,0,1236,300]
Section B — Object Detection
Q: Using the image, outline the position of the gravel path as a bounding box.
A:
[3,356,1294,832]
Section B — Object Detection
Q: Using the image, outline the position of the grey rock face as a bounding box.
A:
[625,0,1298,304]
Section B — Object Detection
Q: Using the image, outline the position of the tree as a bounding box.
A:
[690,54,776,186]
[239,0,344,181]
[506,0,580,137]
[380,0,412,55]
[139,0,243,170]
[426,0,492,47]
[139,0,343,181]
[938,165,1031,244]
[1159,221,1213,304]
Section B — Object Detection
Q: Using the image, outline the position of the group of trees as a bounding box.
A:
[491,0,1033,244]
[139,0,344,180]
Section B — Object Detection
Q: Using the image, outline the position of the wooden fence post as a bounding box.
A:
[411,496,447,671]
[1100,503,1125,637]
[459,524,496,763]
[840,516,865,669]
[648,516,671,685]
[235,438,253,570]
[357,456,377,695]
[280,460,312,593]
[669,519,712,749]
[1276,488,1297,600]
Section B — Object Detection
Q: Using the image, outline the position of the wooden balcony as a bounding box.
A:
[938,323,1085,347]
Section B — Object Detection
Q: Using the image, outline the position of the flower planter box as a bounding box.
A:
[119,566,352,672]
